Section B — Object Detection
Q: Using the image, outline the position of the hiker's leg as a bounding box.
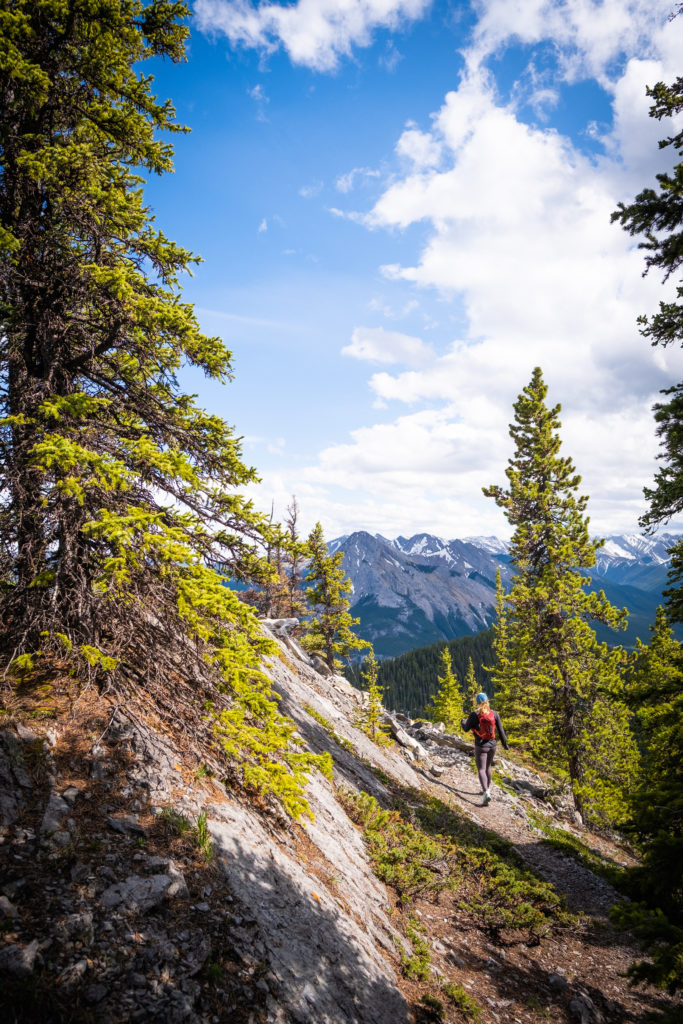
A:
[485,748,495,790]
[475,747,488,791]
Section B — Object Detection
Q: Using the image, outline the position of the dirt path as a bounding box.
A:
[393,751,678,1024]
[424,755,628,919]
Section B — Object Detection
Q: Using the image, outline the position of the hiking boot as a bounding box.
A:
[482,790,491,806]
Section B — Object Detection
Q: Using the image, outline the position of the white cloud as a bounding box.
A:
[194,0,432,72]
[248,83,268,102]
[342,326,434,366]
[299,181,323,198]
[335,166,381,193]
[396,123,442,169]
[467,0,677,85]
[257,218,268,233]
[294,5,683,537]
[328,206,367,223]
[379,40,403,72]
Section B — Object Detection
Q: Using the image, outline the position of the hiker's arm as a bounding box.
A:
[461,712,477,733]
[495,712,509,749]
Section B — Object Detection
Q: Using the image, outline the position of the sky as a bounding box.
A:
[144,0,683,542]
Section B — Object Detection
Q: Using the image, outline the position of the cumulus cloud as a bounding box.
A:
[295,3,683,537]
[335,166,381,193]
[395,123,442,169]
[299,181,323,198]
[467,0,678,84]
[342,326,434,366]
[194,0,432,72]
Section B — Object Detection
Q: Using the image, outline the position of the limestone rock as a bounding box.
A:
[100,873,175,913]
[107,813,145,836]
[40,790,70,835]
[0,729,33,829]
[0,939,40,976]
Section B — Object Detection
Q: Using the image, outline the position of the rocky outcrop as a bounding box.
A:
[0,617,653,1024]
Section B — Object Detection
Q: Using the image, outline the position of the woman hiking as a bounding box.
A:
[461,693,508,806]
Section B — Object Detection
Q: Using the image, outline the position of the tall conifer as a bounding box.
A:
[463,656,479,713]
[301,522,369,670]
[484,368,638,824]
[426,647,464,732]
[0,0,326,816]
[358,649,388,742]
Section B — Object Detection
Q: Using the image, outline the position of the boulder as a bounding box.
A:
[100,873,176,913]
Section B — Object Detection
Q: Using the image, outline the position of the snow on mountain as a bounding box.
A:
[462,536,510,555]
[328,530,678,658]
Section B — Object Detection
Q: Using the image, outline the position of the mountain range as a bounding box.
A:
[331,531,679,657]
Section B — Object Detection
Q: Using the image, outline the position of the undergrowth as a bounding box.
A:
[442,982,483,1023]
[340,786,572,943]
[399,916,432,980]
[527,808,630,894]
[304,704,355,754]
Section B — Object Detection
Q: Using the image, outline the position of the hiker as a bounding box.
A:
[461,692,508,806]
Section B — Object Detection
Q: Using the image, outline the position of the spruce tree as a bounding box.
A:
[283,496,309,621]
[484,368,638,824]
[0,0,327,817]
[611,76,683,1007]
[358,648,388,742]
[612,77,683,620]
[463,656,479,714]
[425,647,464,733]
[301,522,369,670]
[486,568,545,760]
[611,608,683,1007]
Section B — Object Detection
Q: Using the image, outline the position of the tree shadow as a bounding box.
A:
[442,940,674,1024]
[209,817,411,1024]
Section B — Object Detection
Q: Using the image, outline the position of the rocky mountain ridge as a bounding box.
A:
[0,618,677,1024]
[330,531,679,656]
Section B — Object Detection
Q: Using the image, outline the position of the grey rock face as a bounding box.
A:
[210,799,410,1024]
[40,790,71,835]
[106,814,145,836]
[569,994,604,1024]
[0,939,40,976]
[100,874,175,913]
[0,729,33,829]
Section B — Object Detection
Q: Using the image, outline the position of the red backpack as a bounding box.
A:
[474,709,495,742]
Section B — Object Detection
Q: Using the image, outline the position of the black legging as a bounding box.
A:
[475,744,495,792]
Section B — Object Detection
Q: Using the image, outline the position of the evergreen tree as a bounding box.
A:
[283,496,309,621]
[485,568,544,760]
[611,608,683,1008]
[612,77,683,620]
[484,368,638,825]
[301,522,369,670]
[463,656,479,713]
[0,0,326,817]
[425,647,464,732]
[611,72,683,1013]
[357,648,388,742]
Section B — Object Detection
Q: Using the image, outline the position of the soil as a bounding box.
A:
[379,751,676,1024]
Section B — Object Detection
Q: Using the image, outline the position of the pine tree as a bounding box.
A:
[463,656,479,714]
[357,648,388,742]
[612,77,683,621]
[611,73,683,1012]
[283,496,309,621]
[485,569,545,761]
[0,0,326,818]
[484,368,638,825]
[425,647,464,733]
[610,608,683,1005]
[301,522,369,670]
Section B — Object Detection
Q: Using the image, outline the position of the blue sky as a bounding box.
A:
[144,0,683,540]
